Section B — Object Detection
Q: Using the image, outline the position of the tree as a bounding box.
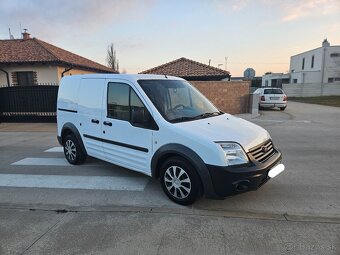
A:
[106,43,119,73]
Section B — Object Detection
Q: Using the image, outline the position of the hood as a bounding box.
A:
[176,114,270,152]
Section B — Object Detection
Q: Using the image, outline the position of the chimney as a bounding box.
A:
[322,38,330,47]
[22,29,30,40]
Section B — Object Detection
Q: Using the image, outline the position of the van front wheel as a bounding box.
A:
[63,134,86,165]
[160,157,201,205]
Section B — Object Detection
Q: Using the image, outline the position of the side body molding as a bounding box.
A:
[151,143,220,199]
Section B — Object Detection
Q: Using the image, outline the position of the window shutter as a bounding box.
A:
[33,71,38,84]
[12,72,18,86]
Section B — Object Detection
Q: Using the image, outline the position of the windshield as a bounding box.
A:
[138,79,222,123]
[264,89,284,94]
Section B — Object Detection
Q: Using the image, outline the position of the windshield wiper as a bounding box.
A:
[170,116,197,123]
[170,112,222,123]
[193,111,221,119]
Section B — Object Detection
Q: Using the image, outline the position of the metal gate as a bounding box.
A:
[0,85,59,122]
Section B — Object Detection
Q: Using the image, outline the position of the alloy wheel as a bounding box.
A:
[65,140,76,161]
[164,166,191,199]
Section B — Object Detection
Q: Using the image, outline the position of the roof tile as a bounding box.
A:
[0,38,114,73]
[140,57,230,79]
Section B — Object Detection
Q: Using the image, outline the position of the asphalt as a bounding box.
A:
[0,101,339,254]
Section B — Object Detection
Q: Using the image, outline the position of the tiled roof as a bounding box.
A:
[0,38,114,73]
[140,57,230,79]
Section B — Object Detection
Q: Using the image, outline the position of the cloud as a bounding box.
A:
[210,0,340,21]
[0,0,154,39]
[280,0,340,22]
[231,0,250,11]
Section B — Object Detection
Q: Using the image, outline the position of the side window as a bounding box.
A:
[130,89,146,120]
[107,82,155,129]
[107,83,130,121]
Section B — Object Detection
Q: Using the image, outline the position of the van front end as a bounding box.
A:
[206,139,283,198]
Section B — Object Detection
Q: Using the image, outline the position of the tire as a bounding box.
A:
[280,106,286,111]
[160,157,201,205]
[63,134,87,165]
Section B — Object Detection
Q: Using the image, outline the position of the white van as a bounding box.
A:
[57,74,284,205]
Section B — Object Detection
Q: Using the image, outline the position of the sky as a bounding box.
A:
[1,0,339,76]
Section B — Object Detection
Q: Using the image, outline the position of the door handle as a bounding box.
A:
[91,119,99,124]
[103,121,112,126]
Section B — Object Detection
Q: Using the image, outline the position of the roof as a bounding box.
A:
[0,38,114,73]
[61,73,183,84]
[140,57,230,80]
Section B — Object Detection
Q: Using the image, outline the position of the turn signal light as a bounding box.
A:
[283,95,287,101]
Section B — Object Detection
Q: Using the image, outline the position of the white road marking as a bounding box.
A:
[0,174,148,191]
[12,158,70,166]
[45,147,64,153]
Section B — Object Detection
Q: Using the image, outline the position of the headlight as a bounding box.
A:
[217,142,249,166]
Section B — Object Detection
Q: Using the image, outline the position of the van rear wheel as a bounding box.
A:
[160,157,201,205]
[63,134,86,165]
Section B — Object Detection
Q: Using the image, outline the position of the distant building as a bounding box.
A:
[0,31,114,86]
[290,39,340,84]
[262,72,290,87]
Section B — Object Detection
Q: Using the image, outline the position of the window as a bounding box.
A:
[264,89,284,94]
[311,55,314,68]
[107,82,152,127]
[107,83,130,121]
[265,80,269,87]
[15,71,36,86]
[302,58,305,70]
[330,53,340,58]
[138,79,220,123]
[328,77,340,83]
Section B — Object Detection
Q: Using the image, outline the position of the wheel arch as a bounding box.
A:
[151,143,219,198]
[60,123,87,155]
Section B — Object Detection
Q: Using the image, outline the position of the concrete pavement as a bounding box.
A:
[0,101,339,254]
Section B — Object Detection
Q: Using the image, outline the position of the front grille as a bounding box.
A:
[249,140,276,163]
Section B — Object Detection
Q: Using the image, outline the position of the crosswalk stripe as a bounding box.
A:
[12,158,70,166]
[44,147,64,153]
[0,174,149,191]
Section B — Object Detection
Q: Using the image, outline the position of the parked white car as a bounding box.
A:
[254,88,287,111]
[57,74,284,205]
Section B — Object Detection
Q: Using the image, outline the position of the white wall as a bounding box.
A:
[290,48,323,84]
[0,65,59,86]
[283,83,340,97]
[324,46,340,83]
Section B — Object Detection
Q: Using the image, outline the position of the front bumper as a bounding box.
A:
[206,147,282,198]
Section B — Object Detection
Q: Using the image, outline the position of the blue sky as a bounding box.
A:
[1,0,339,76]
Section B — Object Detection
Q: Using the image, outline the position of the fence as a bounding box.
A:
[282,83,340,97]
[0,84,59,122]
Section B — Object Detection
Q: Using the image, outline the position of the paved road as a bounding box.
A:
[0,101,339,254]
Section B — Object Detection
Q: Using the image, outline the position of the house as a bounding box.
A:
[261,72,290,88]
[140,57,231,81]
[0,31,114,86]
[289,39,340,84]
